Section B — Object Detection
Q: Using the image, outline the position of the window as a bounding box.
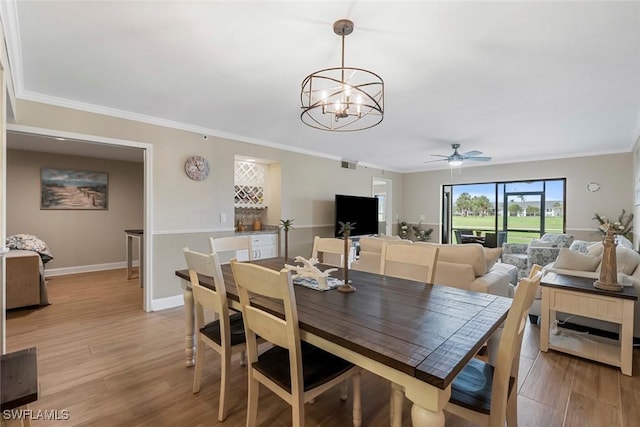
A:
[445,178,565,244]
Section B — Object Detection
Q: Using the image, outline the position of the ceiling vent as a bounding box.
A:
[341,160,358,170]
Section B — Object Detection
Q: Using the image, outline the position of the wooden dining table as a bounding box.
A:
[175,257,511,427]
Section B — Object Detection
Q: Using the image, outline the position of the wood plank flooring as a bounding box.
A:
[6,269,640,426]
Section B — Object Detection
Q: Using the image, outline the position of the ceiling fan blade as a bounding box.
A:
[430,154,450,158]
[464,156,492,161]
[424,158,448,163]
[461,150,482,157]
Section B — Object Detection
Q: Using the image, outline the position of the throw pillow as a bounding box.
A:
[483,247,502,270]
[569,240,596,254]
[616,247,640,275]
[554,248,600,272]
[587,242,604,257]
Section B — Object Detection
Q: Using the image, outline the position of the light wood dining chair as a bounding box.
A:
[444,265,543,427]
[382,242,440,284]
[210,235,254,261]
[311,236,352,267]
[230,260,362,427]
[182,247,247,422]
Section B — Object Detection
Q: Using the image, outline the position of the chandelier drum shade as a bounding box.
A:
[300,19,384,131]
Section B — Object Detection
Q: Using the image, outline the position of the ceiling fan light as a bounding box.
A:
[448,159,464,167]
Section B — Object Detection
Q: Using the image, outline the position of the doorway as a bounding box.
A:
[372,177,392,235]
[3,124,153,311]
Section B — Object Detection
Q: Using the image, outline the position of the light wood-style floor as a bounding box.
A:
[6,269,640,426]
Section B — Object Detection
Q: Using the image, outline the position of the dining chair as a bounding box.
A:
[382,242,440,284]
[311,236,353,267]
[182,247,247,422]
[230,260,362,427]
[445,265,543,427]
[210,235,254,262]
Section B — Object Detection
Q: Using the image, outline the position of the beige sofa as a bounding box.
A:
[351,237,515,297]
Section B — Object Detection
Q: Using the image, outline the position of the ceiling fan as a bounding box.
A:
[426,144,492,167]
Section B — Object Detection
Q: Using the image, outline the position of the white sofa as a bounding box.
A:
[530,238,640,338]
[351,236,515,297]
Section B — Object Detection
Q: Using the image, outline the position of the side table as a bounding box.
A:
[540,272,637,376]
[124,229,143,287]
[1,347,38,426]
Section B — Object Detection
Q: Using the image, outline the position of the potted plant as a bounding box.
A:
[279,219,295,261]
[337,221,356,293]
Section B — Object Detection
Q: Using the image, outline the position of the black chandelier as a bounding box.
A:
[300,19,384,131]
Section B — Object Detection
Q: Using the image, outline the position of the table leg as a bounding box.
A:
[404,381,449,427]
[540,288,550,352]
[183,284,195,367]
[138,235,143,288]
[620,300,634,376]
[390,382,404,427]
[126,235,134,279]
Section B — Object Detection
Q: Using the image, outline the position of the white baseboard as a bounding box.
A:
[45,261,138,277]
[150,295,184,311]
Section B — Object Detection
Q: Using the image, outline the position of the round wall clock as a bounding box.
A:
[184,155,210,181]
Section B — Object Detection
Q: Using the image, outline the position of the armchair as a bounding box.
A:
[502,233,574,279]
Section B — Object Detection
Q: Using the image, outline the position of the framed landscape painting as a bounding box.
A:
[41,168,108,210]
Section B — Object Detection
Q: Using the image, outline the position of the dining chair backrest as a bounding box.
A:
[454,230,464,244]
[497,231,507,248]
[488,266,542,419]
[183,247,228,318]
[382,242,440,284]
[490,266,542,416]
[230,260,303,393]
[311,236,352,267]
[210,235,254,261]
[484,233,497,248]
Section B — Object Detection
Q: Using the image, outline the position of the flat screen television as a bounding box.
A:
[334,194,379,237]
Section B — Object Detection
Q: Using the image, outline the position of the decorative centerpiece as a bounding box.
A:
[284,256,338,290]
[411,222,434,241]
[593,210,633,242]
[594,224,622,291]
[280,218,295,262]
[337,221,356,293]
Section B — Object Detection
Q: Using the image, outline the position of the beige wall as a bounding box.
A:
[9,100,404,302]
[403,153,634,243]
[5,99,636,304]
[6,149,144,269]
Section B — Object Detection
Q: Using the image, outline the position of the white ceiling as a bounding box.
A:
[2,1,640,172]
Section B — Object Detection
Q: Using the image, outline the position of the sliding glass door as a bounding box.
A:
[443,178,565,244]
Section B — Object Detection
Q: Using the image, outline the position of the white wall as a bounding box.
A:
[403,153,633,243]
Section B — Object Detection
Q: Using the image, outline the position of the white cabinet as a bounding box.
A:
[236,233,278,260]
